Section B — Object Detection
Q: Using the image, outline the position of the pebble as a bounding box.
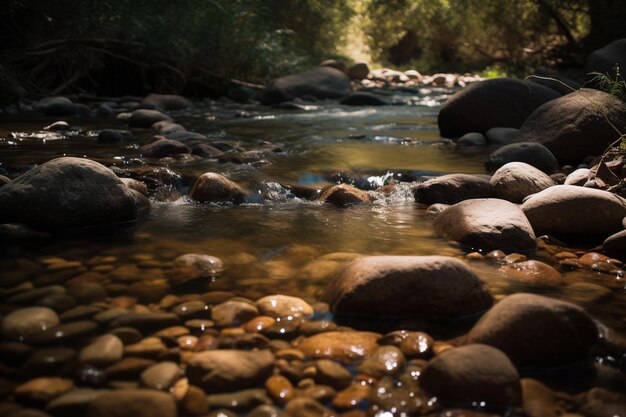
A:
[18,348,76,378]
[285,397,338,417]
[87,389,177,417]
[379,330,433,359]
[265,375,295,404]
[139,361,182,391]
[314,359,352,390]
[206,389,272,410]
[296,331,381,363]
[59,305,103,322]
[79,334,124,365]
[180,384,209,415]
[211,300,259,327]
[255,295,314,319]
[46,388,107,416]
[14,377,74,404]
[29,320,98,344]
[124,337,168,358]
[1,307,60,341]
[247,404,289,417]
[105,358,156,380]
[333,383,372,410]
[171,301,209,318]
[109,327,143,345]
[357,345,405,378]
[499,260,563,287]
[521,378,557,417]
[563,283,614,304]
[109,313,180,333]
[243,316,276,333]
[175,254,223,276]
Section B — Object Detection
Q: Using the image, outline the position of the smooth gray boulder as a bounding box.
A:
[490,162,556,203]
[434,198,537,253]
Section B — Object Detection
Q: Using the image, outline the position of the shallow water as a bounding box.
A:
[1,88,625,410]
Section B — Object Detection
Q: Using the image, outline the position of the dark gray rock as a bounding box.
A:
[457,132,487,147]
[0,157,136,231]
[261,67,352,104]
[36,97,77,116]
[339,92,390,106]
[485,142,559,174]
[97,129,132,143]
[129,109,172,128]
[434,198,537,253]
[485,127,520,145]
[141,94,191,110]
[517,89,626,164]
[139,138,189,158]
[189,173,247,204]
[87,389,177,417]
[321,255,493,318]
[413,174,495,205]
[490,162,555,203]
[438,78,560,138]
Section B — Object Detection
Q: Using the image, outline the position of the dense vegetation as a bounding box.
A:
[1,0,625,103]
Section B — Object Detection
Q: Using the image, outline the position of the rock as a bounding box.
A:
[586,39,626,81]
[79,334,123,365]
[186,349,274,392]
[518,89,626,164]
[485,127,520,145]
[296,331,380,363]
[191,144,224,158]
[521,379,557,417]
[465,293,598,368]
[36,97,77,116]
[46,388,107,417]
[434,199,537,253]
[206,389,272,410]
[317,184,370,205]
[189,172,247,204]
[156,122,186,135]
[284,397,337,417]
[165,131,207,142]
[265,375,295,404]
[438,78,560,138]
[29,320,98,344]
[97,129,131,143]
[261,67,352,104]
[1,307,60,341]
[333,383,371,410]
[485,142,559,174]
[14,377,74,404]
[105,358,155,380]
[603,229,626,261]
[413,174,495,205]
[180,385,209,415]
[248,405,288,417]
[564,168,591,186]
[420,344,521,408]
[0,157,136,231]
[314,360,352,390]
[139,137,189,158]
[139,362,183,391]
[521,185,626,238]
[347,63,369,80]
[87,389,177,417]
[499,260,563,287]
[457,132,486,147]
[211,300,259,327]
[321,59,347,72]
[18,348,76,378]
[120,178,148,196]
[356,345,405,378]
[379,330,434,359]
[255,295,313,319]
[175,254,223,276]
[128,109,173,128]
[490,162,556,203]
[581,388,626,417]
[563,282,613,304]
[108,313,180,333]
[339,92,389,106]
[141,94,191,111]
[322,256,493,318]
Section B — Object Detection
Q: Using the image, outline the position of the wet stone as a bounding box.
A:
[29,320,98,345]
[296,331,381,363]
[87,389,177,417]
[243,316,276,333]
[314,359,352,390]
[332,383,372,410]
[59,305,103,322]
[206,389,272,410]
[79,334,124,366]
[499,260,563,287]
[211,300,259,327]
[357,345,405,378]
[105,358,156,380]
[175,254,223,276]
[109,326,143,344]
[124,337,168,358]
[255,295,314,319]
[46,388,107,417]
[284,397,338,417]
[108,313,180,333]
[14,377,74,404]
[563,283,613,304]
[379,330,433,359]
[265,375,295,404]
[18,348,76,378]
[139,361,182,391]
[247,404,289,417]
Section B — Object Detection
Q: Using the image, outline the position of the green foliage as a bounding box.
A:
[590,64,626,101]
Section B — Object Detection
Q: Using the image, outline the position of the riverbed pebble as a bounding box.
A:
[413,174,495,205]
[1,307,60,341]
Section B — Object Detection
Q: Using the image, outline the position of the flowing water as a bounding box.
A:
[1,87,625,410]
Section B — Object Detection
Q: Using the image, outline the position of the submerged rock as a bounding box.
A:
[128,109,172,128]
[420,344,522,408]
[499,260,562,287]
[321,256,492,318]
[1,307,60,341]
[413,174,495,205]
[139,137,189,158]
[318,184,371,205]
[189,172,247,204]
[261,67,352,104]
[465,293,598,369]
[438,78,560,138]
[521,185,626,239]
[87,389,177,417]
[0,157,136,231]
[434,199,537,253]
[517,89,626,164]
[296,331,381,363]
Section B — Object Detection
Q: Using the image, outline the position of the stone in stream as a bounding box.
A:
[97,129,132,143]
[521,378,558,417]
[317,184,371,205]
[140,93,191,111]
[36,96,77,116]
[521,185,626,239]
[420,344,521,409]
[284,397,338,417]
[191,143,224,158]
[175,253,223,276]
[261,66,352,104]
[321,256,492,318]
[186,349,274,392]
[139,137,189,158]
[347,62,370,80]
[46,388,108,417]
[296,331,381,363]
[517,89,626,164]
[128,109,173,128]
[0,157,136,231]
[499,260,563,287]
[189,172,247,204]
[206,389,272,410]
[437,78,560,138]
[211,300,259,327]
[378,330,434,359]
[314,359,352,390]
[1,307,60,341]
[603,229,626,261]
[18,348,76,378]
[485,142,560,174]
[465,293,598,369]
[413,174,495,205]
[78,334,124,366]
[490,162,556,203]
[139,361,183,391]
[457,132,486,147]
[87,389,177,417]
[255,295,314,319]
[356,345,405,378]
[14,377,74,404]
[433,199,537,253]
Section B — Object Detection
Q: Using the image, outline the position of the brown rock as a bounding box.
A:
[499,260,563,287]
[87,389,177,417]
[14,377,74,404]
[318,184,370,205]
[189,173,247,204]
[296,331,380,363]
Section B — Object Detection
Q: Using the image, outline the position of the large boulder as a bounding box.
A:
[521,185,626,239]
[189,172,247,204]
[490,162,556,203]
[433,199,537,253]
[517,89,626,164]
[420,344,522,408]
[186,349,274,392]
[438,78,560,138]
[413,174,495,205]
[321,256,493,318]
[485,142,559,174]
[0,157,136,231]
[261,67,352,104]
[465,293,598,369]
[586,39,626,81]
